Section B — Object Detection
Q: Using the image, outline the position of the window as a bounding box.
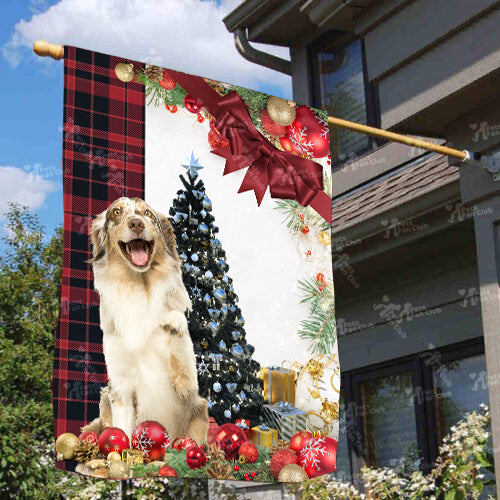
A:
[338,339,489,481]
[310,33,379,167]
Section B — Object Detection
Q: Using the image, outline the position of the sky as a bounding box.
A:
[0,0,292,243]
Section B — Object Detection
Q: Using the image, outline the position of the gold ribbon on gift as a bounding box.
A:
[299,354,341,436]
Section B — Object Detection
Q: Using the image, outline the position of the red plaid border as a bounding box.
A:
[54,46,144,470]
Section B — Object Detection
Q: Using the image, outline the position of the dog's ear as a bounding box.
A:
[87,211,107,263]
[157,212,179,259]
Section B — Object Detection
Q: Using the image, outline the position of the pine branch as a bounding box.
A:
[135,68,187,108]
[298,307,336,355]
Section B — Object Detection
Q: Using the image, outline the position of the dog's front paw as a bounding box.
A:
[160,310,188,336]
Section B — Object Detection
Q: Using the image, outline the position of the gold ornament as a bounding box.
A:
[122,448,145,466]
[114,63,134,83]
[107,451,122,462]
[318,230,331,247]
[313,429,323,438]
[74,440,99,463]
[320,399,339,423]
[270,439,289,457]
[55,433,80,461]
[278,463,309,482]
[207,460,233,480]
[238,455,248,464]
[144,64,163,82]
[200,339,208,350]
[306,359,325,381]
[267,96,296,126]
[109,460,130,479]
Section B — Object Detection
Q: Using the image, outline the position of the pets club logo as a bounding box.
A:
[470,121,500,142]
[373,297,442,340]
[381,217,429,239]
[458,287,496,308]
[332,251,360,289]
[336,317,374,336]
[445,202,492,223]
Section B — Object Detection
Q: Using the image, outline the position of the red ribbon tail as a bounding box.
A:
[309,190,332,225]
[238,163,268,206]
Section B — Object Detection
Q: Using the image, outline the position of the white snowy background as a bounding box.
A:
[146,105,332,367]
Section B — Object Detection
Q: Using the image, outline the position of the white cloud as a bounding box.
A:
[2,0,292,97]
[0,166,57,218]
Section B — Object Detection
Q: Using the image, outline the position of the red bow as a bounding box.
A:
[165,71,331,224]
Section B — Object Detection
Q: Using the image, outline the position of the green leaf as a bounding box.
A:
[444,488,456,500]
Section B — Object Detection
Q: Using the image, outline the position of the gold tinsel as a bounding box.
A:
[270,439,289,457]
[266,96,296,126]
[206,443,225,462]
[74,440,100,463]
[206,460,233,480]
[144,64,163,82]
[109,460,130,479]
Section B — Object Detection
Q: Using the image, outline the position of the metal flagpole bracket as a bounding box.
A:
[465,151,500,181]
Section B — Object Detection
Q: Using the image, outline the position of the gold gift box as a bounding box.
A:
[259,366,296,405]
[250,425,278,448]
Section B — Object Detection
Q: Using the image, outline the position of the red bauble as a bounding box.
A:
[238,441,259,464]
[169,105,178,113]
[289,430,313,454]
[159,70,176,90]
[285,106,330,158]
[186,445,207,469]
[279,135,295,153]
[197,115,205,123]
[79,431,98,444]
[270,448,299,479]
[184,94,203,114]
[98,427,129,455]
[299,436,338,478]
[300,225,310,234]
[158,465,178,477]
[316,273,325,283]
[213,423,247,460]
[131,421,170,461]
[260,109,287,137]
[208,121,229,150]
[172,435,198,451]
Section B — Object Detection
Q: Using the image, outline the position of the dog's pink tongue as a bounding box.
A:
[129,240,148,266]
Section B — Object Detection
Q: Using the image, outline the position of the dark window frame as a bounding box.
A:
[308,31,382,169]
[338,337,486,483]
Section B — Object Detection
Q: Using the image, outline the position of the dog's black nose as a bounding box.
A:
[128,218,145,235]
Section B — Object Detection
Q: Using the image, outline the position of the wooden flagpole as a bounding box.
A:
[33,40,477,163]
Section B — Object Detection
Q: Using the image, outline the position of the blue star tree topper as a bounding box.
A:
[182,151,204,178]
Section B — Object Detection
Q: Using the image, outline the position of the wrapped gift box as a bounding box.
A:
[250,424,278,448]
[259,366,296,405]
[235,419,250,439]
[263,401,307,441]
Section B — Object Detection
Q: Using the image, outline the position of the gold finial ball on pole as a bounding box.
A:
[33,40,64,60]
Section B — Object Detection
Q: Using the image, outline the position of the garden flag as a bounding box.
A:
[54,46,339,482]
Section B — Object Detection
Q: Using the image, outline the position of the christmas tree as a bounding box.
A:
[169,152,264,425]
